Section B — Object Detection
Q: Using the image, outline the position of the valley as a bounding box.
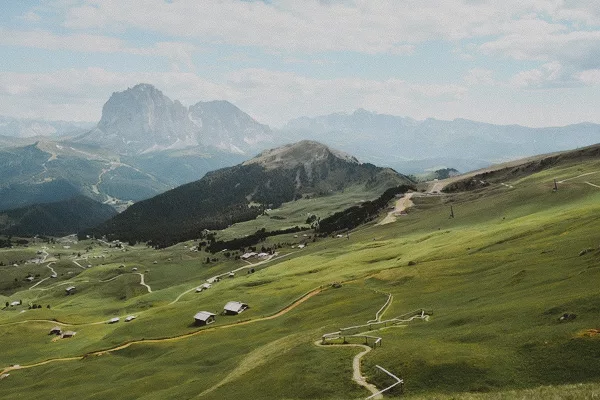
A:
[0,145,599,399]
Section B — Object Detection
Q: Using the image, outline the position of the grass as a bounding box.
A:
[0,158,599,399]
[217,185,380,240]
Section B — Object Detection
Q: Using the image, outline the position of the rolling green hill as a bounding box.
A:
[90,141,413,246]
[0,144,598,399]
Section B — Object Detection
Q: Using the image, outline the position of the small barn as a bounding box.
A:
[223,301,249,315]
[62,331,76,338]
[196,283,212,292]
[49,326,62,335]
[194,311,216,326]
[125,315,136,322]
[65,286,76,295]
[108,317,120,324]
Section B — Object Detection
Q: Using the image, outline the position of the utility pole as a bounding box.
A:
[449,205,454,219]
[553,179,558,192]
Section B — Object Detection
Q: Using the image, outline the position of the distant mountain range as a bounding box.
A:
[0,115,94,138]
[1,82,600,220]
[89,140,412,246]
[281,109,600,173]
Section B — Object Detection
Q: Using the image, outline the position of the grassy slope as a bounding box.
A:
[0,158,599,399]
[218,184,379,239]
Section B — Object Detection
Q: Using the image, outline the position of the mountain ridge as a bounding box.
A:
[0,195,117,236]
[75,83,273,155]
[89,140,413,246]
[281,109,600,173]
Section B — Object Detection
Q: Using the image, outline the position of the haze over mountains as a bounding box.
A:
[282,109,600,173]
[1,82,600,216]
[0,115,94,139]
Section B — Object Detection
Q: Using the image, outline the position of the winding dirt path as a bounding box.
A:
[0,288,322,376]
[136,273,152,293]
[168,251,296,305]
[585,181,600,189]
[28,263,57,290]
[557,171,599,183]
[379,193,414,225]
[367,293,392,324]
[315,341,382,399]
[46,263,57,276]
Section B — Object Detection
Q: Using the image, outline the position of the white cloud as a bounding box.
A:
[0,29,199,71]
[481,30,600,66]
[1,66,599,128]
[464,69,496,86]
[510,62,570,88]
[20,11,42,23]
[57,0,555,54]
[0,68,228,122]
[578,69,600,85]
[0,67,467,125]
[224,68,468,124]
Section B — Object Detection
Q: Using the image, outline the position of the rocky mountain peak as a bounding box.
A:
[243,140,359,170]
[75,83,273,155]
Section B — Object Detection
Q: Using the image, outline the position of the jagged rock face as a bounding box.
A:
[88,84,198,153]
[189,100,272,154]
[77,83,273,155]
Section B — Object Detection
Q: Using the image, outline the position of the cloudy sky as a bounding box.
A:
[2,0,600,127]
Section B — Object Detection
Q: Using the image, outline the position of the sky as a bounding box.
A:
[1,0,600,128]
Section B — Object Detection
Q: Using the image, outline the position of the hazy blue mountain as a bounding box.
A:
[282,110,600,173]
[0,142,171,212]
[0,115,93,138]
[189,100,273,154]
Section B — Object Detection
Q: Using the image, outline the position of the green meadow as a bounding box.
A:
[0,157,599,399]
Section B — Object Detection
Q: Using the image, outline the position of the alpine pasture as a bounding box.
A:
[1,157,599,399]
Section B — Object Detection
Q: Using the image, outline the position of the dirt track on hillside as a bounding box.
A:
[315,341,382,399]
[0,288,322,376]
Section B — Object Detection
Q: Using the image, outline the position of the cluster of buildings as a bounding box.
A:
[194,301,248,326]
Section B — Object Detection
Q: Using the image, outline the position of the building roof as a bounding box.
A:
[65,286,76,291]
[62,331,76,337]
[10,301,20,306]
[224,301,248,313]
[50,326,62,332]
[194,311,216,321]
[125,315,136,322]
[109,317,120,323]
